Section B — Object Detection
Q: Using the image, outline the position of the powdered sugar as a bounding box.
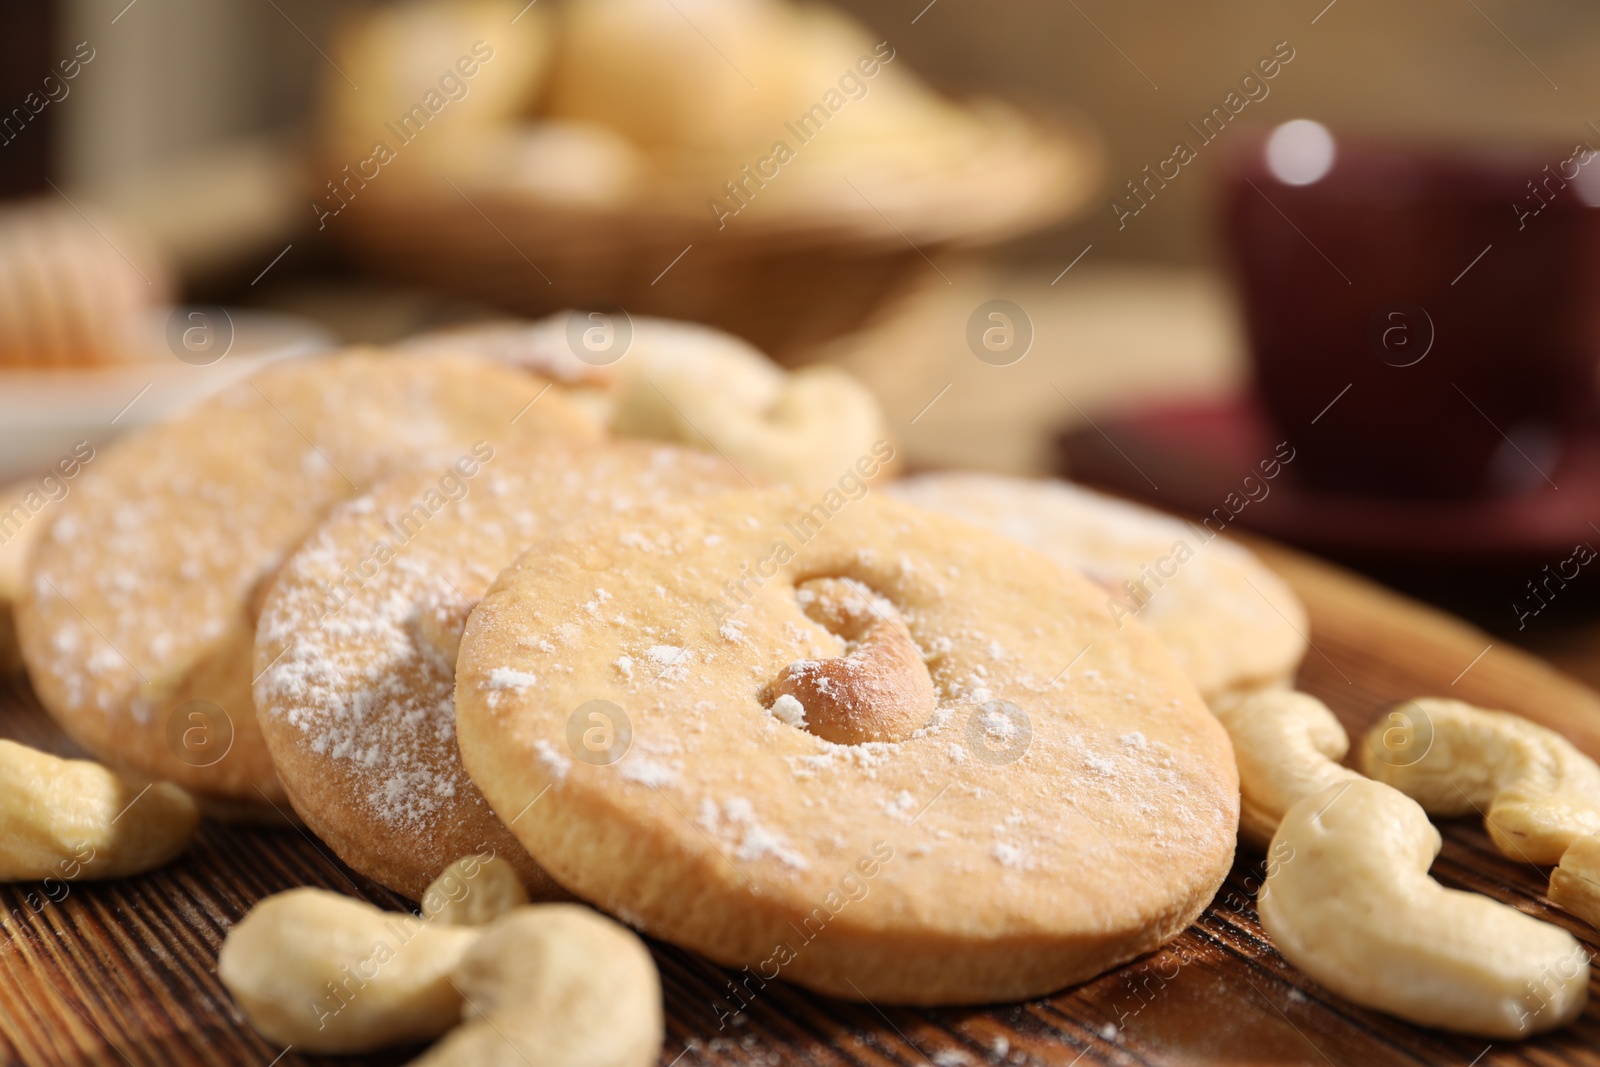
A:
[993,842,1028,869]
[487,667,539,690]
[534,739,571,782]
[702,797,809,869]
[618,758,678,787]
[252,435,744,841]
[643,644,690,682]
[768,694,807,728]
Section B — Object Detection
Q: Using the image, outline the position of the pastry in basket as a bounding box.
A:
[320,0,552,170]
[402,313,896,487]
[888,472,1307,702]
[15,352,598,807]
[0,201,170,367]
[454,489,1238,1003]
[541,0,1059,221]
[253,438,748,900]
[541,0,1069,209]
[320,0,1095,358]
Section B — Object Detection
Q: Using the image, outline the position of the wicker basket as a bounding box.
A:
[334,102,1100,361]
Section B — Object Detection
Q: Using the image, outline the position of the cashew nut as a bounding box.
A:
[420,854,530,926]
[1259,779,1588,1037]
[221,862,660,1060]
[1360,698,1600,864]
[1209,690,1363,850]
[218,887,481,1053]
[764,577,934,745]
[1549,834,1600,930]
[0,739,198,881]
[606,319,893,488]
[410,905,662,1067]
[220,854,530,1051]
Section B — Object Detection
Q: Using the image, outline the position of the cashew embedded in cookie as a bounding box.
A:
[1209,690,1364,850]
[1259,779,1588,1037]
[0,739,199,881]
[763,577,935,745]
[1359,697,1600,864]
[409,905,662,1067]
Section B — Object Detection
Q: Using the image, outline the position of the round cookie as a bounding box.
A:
[455,489,1238,1004]
[403,313,895,488]
[888,473,1308,701]
[17,351,597,805]
[253,438,749,900]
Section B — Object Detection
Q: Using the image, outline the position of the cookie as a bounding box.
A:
[17,351,597,805]
[253,438,748,899]
[405,313,895,488]
[888,473,1307,701]
[455,489,1238,1003]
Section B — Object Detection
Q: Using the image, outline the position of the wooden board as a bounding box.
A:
[4,540,1600,1067]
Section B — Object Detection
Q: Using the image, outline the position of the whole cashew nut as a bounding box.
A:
[1260,779,1589,1037]
[1549,834,1600,930]
[218,887,480,1053]
[421,854,531,926]
[764,577,934,745]
[607,319,893,488]
[410,905,662,1067]
[0,739,198,881]
[1209,690,1363,850]
[220,860,661,1061]
[219,853,530,1052]
[1360,698,1600,864]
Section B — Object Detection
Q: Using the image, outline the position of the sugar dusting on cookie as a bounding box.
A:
[19,352,600,804]
[488,667,539,689]
[702,797,809,869]
[449,488,1240,1002]
[252,439,747,875]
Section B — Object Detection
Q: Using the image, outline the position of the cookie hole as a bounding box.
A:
[760,576,935,745]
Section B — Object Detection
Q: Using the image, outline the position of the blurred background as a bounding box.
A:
[4,0,1600,676]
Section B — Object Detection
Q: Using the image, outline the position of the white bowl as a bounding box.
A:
[0,307,334,483]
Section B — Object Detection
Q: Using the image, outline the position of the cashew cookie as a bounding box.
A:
[253,438,747,898]
[17,352,598,805]
[454,489,1238,1004]
[887,473,1307,701]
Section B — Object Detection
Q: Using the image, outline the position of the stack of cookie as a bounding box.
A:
[13,314,1338,1058]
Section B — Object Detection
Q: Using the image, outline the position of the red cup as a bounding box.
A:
[1222,123,1600,499]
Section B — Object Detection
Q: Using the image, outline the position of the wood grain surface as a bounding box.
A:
[3,539,1600,1067]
